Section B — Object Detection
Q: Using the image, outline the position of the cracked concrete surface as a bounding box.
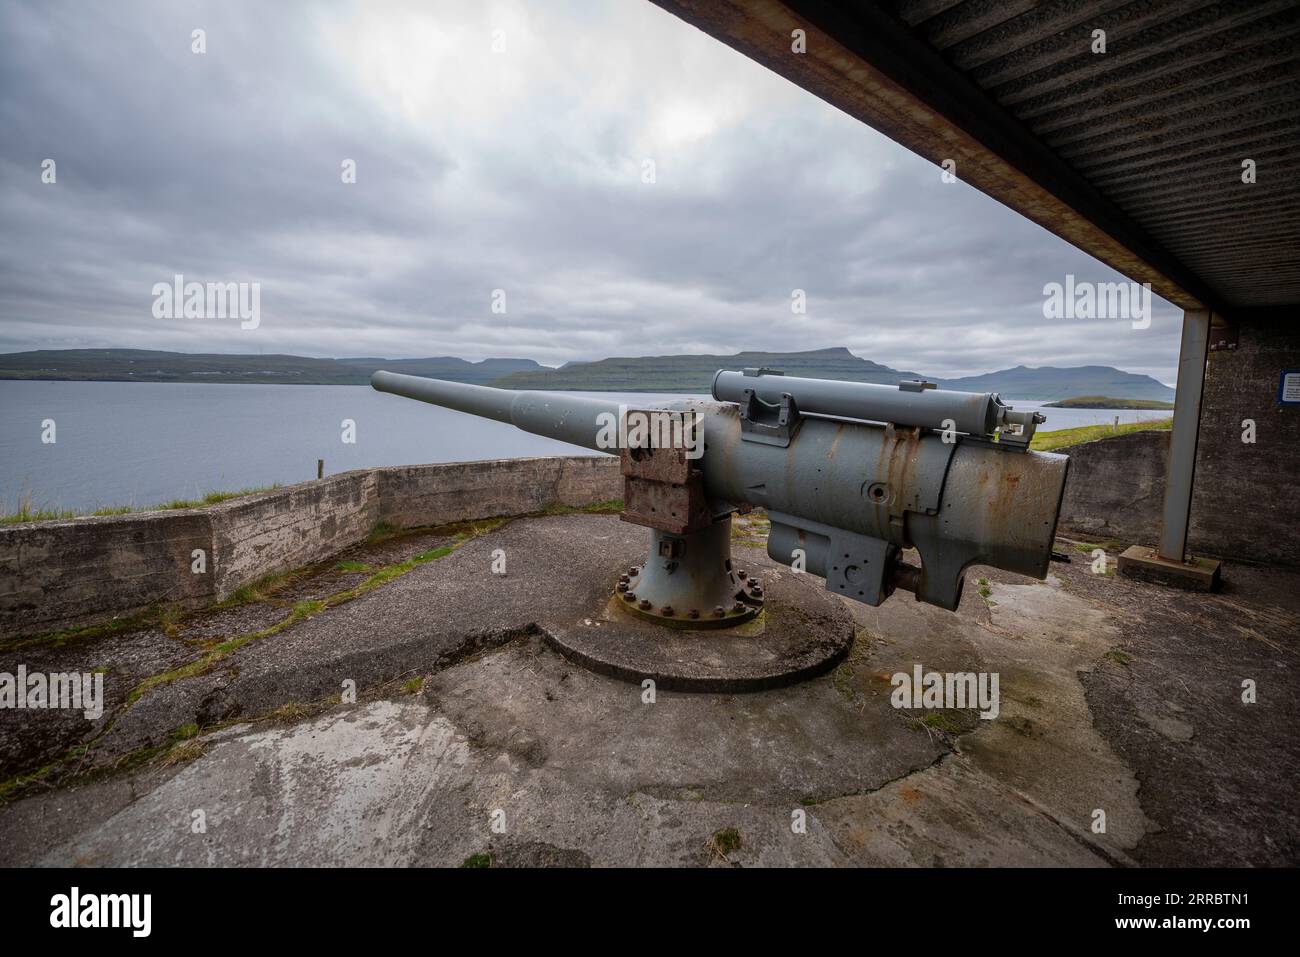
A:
[1,513,1296,866]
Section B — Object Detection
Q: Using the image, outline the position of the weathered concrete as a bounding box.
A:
[375,456,617,529]
[1055,430,1168,546]
[2,512,1294,867]
[1191,319,1300,568]
[0,510,214,641]
[210,470,379,601]
[0,455,621,639]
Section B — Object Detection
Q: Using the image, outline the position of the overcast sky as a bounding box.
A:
[0,0,1184,382]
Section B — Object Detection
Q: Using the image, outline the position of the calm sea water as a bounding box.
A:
[0,381,1171,514]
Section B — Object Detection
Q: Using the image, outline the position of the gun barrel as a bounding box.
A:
[712,369,1001,436]
[370,370,622,452]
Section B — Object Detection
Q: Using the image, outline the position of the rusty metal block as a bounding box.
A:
[618,409,699,483]
[621,472,712,535]
[620,443,693,483]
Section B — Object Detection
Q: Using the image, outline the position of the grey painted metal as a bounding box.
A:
[1158,309,1213,562]
[712,369,1001,436]
[371,370,619,452]
[678,398,1069,610]
[766,511,897,606]
[372,372,1070,613]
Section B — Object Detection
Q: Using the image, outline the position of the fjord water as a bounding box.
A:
[0,381,1172,515]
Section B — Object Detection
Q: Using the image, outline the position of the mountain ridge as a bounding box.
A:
[0,347,1174,400]
[0,350,543,386]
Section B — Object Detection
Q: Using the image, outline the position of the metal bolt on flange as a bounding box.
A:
[737,570,747,579]
[623,591,636,602]
[616,582,628,593]
[733,601,746,612]
[613,520,761,630]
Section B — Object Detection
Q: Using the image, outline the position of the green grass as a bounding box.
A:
[460,853,493,868]
[0,505,79,524]
[541,499,623,516]
[219,568,303,608]
[831,663,857,701]
[0,602,184,654]
[922,711,967,734]
[1031,417,1171,453]
[1,485,282,525]
[366,521,400,544]
[710,827,743,856]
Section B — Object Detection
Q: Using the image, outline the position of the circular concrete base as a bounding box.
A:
[543,557,854,692]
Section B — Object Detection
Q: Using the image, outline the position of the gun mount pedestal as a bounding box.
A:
[616,520,762,629]
[613,413,761,629]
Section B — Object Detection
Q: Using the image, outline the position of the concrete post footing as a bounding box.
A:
[1117,544,1222,591]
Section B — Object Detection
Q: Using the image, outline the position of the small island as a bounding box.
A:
[1044,395,1175,410]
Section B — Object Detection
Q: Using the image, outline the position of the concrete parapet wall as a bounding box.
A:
[1056,430,1169,545]
[0,510,215,639]
[210,470,380,601]
[0,455,621,639]
[375,456,618,529]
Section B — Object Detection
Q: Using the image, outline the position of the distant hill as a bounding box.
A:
[938,365,1174,402]
[489,349,1174,400]
[488,347,924,391]
[1044,395,1174,410]
[0,350,543,385]
[335,356,541,384]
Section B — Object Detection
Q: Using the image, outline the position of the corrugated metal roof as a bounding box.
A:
[653,0,1300,313]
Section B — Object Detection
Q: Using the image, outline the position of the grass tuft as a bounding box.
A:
[709,827,743,857]
[1,485,282,525]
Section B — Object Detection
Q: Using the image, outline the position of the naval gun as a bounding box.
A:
[371,368,1068,627]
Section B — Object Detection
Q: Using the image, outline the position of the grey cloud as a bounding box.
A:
[0,0,1181,383]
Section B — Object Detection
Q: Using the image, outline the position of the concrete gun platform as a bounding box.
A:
[1,512,1297,867]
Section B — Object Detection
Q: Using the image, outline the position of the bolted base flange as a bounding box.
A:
[545,545,854,693]
[613,517,764,629]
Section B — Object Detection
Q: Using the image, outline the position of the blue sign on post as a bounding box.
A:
[1280,370,1300,406]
